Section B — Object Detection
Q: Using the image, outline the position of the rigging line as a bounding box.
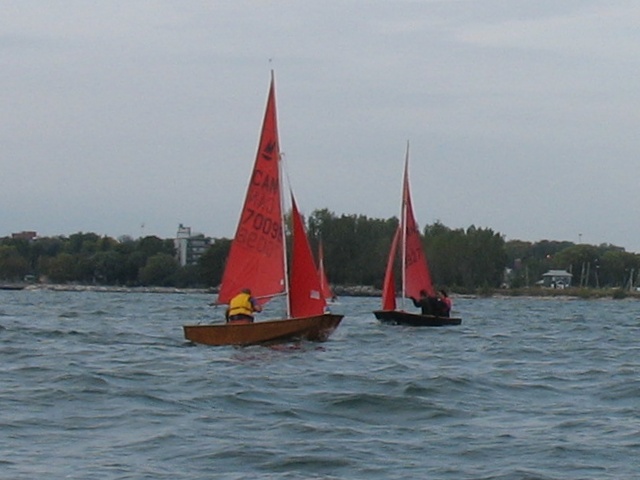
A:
[278,150,291,318]
[255,292,287,301]
[209,291,286,306]
[280,151,294,208]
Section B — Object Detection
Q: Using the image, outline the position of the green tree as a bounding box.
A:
[43,253,77,283]
[138,236,175,258]
[92,251,126,284]
[307,210,397,286]
[466,225,506,288]
[424,223,506,290]
[0,245,29,280]
[30,237,64,274]
[65,232,101,254]
[424,222,466,287]
[138,253,179,286]
[173,264,203,288]
[199,238,232,287]
[124,251,148,285]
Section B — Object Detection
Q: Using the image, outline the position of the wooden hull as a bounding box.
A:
[183,313,344,346]
[374,309,461,327]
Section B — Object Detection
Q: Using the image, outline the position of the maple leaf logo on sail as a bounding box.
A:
[261,140,277,161]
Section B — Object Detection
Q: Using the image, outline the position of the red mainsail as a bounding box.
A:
[289,195,327,317]
[217,75,286,305]
[401,154,435,300]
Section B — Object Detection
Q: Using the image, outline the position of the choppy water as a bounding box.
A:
[1,290,639,479]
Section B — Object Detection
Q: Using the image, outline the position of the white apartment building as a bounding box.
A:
[175,224,211,266]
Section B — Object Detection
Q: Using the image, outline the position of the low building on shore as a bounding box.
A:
[540,269,573,288]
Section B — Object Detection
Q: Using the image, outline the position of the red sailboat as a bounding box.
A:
[373,144,461,327]
[183,73,343,346]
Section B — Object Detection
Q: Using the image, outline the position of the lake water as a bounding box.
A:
[1,290,639,479]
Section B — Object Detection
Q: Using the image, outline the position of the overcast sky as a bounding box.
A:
[2,1,639,252]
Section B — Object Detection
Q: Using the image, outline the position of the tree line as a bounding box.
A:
[2,210,639,291]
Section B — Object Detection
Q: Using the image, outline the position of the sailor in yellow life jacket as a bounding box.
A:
[226,288,262,323]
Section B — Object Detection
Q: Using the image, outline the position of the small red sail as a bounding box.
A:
[289,195,327,317]
[401,150,436,300]
[217,74,286,305]
[381,225,401,310]
[317,240,334,301]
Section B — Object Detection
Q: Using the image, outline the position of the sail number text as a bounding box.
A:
[236,208,282,256]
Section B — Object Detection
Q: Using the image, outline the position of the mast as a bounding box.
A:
[400,141,410,310]
[272,70,291,318]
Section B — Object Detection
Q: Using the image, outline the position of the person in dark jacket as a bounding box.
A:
[410,289,439,316]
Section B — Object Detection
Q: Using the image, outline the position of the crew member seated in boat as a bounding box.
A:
[410,289,440,316]
[226,288,262,323]
[437,289,452,317]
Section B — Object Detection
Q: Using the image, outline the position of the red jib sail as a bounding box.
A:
[217,75,286,305]
[401,150,436,300]
[317,240,334,301]
[381,225,401,310]
[289,195,327,317]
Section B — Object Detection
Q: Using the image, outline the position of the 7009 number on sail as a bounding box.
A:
[236,208,282,257]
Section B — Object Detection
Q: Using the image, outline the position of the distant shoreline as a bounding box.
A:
[2,284,213,294]
[2,283,638,299]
